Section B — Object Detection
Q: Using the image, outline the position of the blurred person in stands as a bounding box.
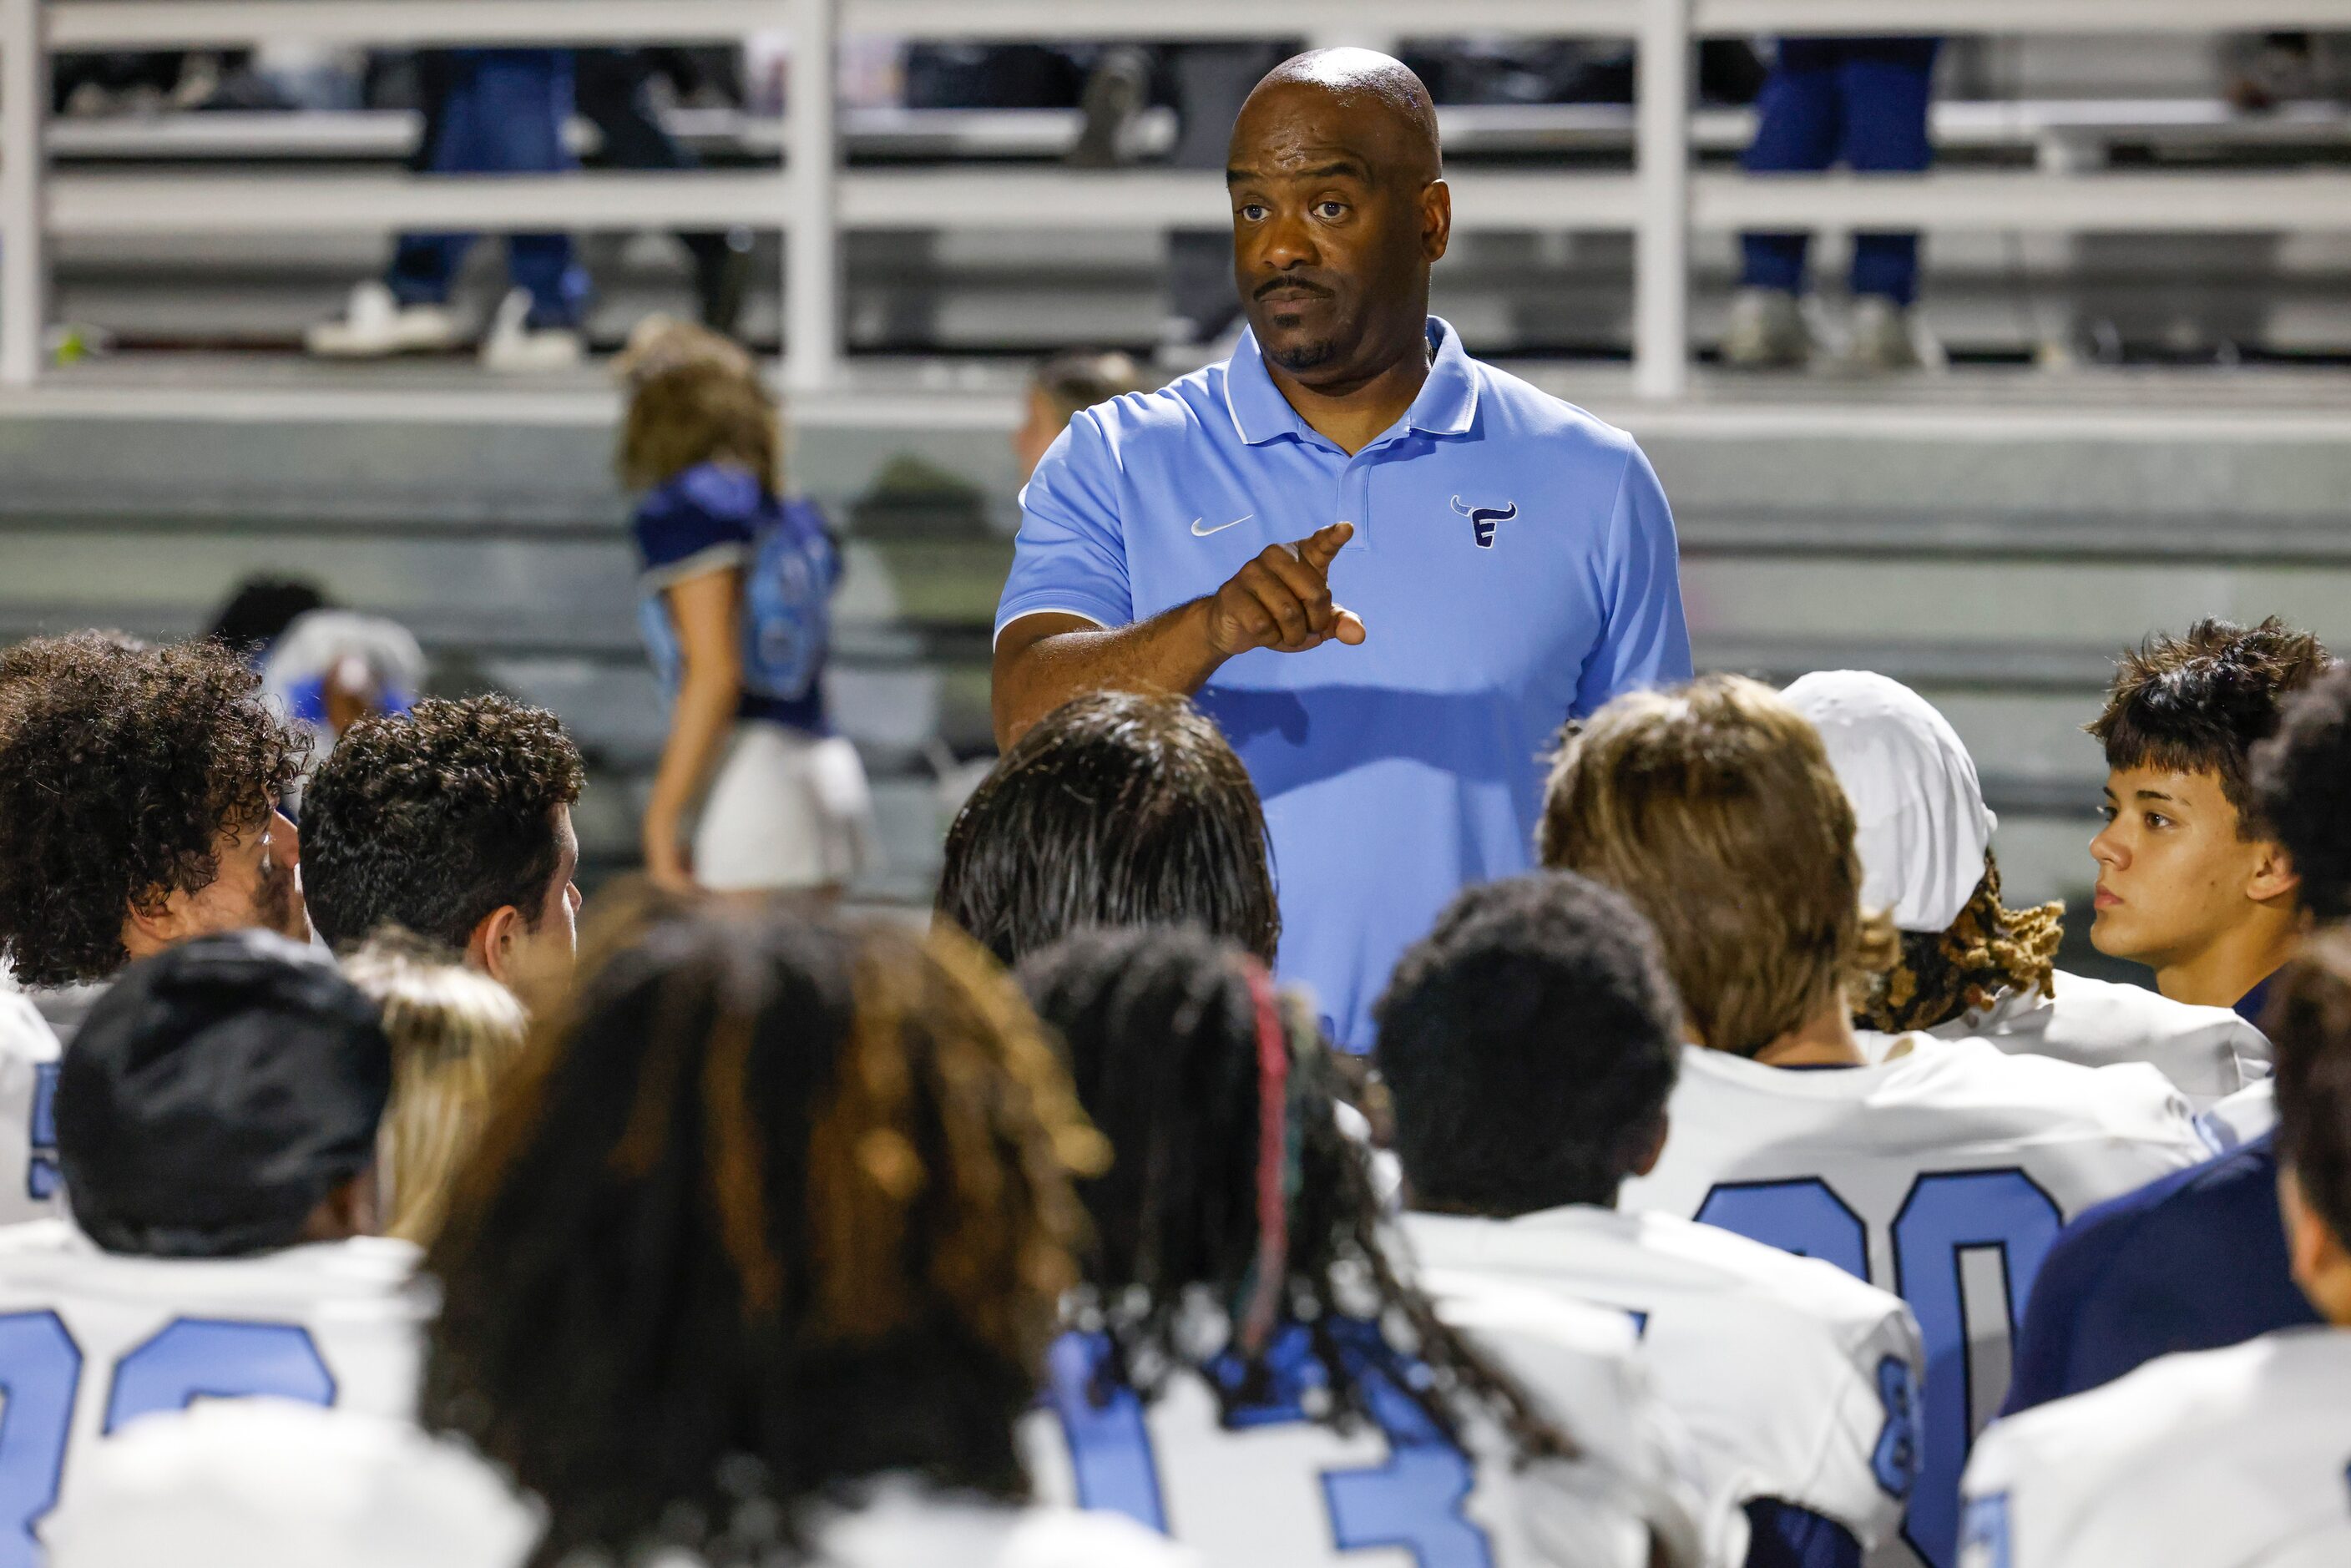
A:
[11,930,426,1562]
[2084,618,2328,1022]
[308,49,589,372]
[1785,669,2268,1108]
[1013,348,1146,486]
[1541,674,2207,1568]
[1723,38,1942,372]
[1379,871,1927,1568]
[1019,925,1713,1568]
[1998,659,2351,1417]
[340,929,528,1246]
[619,318,876,899]
[420,905,1193,1568]
[937,689,1278,969]
[300,695,584,1015]
[204,574,331,668]
[1959,931,2351,1568]
[260,608,426,817]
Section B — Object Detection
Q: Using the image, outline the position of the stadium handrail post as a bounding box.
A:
[1,0,48,388]
[1634,0,1691,400]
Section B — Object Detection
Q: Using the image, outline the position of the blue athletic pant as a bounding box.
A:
[1739,37,1940,306]
[387,49,591,331]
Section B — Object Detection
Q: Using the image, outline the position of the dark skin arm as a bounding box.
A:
[991,521,1364,748]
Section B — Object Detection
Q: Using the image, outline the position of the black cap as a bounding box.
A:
[58,929,392,1258]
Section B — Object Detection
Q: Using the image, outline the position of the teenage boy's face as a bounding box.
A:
[2089,766,2278,968]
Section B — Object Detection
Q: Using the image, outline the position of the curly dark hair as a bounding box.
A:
[2255,665,2351,924]
[0,633,307,987]
[1853,856,2062,1034]
[1018,927,1572,1466]
[938,690,1280,969]
[423,902,1102,1567]
[1377,872,1681,1216]
[2086,616,2333,838]
[301,695,584,953]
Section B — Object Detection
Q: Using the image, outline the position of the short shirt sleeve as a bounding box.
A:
[996,411,1135,640]
[634,463,762,589]
[1575,441,1694,716]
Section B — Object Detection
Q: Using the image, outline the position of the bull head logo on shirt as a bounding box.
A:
[1450,496,1517,549]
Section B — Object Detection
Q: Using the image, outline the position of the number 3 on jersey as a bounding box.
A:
[1696,1170,2061,1568]
[0,1313,333,1567]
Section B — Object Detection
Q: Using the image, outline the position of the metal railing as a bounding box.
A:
[3,0,2346,396]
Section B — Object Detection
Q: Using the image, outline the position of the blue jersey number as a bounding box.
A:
[1697,1170,2061,1568]
[25,1065,57,1202]
[1046,1329,1494,1566]
[0,1313,332,1568]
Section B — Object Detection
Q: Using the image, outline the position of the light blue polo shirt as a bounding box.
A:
[998,316,1691,1050]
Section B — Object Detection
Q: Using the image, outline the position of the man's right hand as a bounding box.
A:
[1203,522,1369,656]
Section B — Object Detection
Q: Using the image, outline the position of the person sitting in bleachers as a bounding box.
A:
[1380,871,1926,1568]
[1959,928,2351,1568]
[1018,925,1716,1568]
[938,689,1279,969]
[1784,669,2268,1108]
[1541,674,2208,1568]
[299,695,584,1015]
[339,928,528,1245]
[1013,349,1146,486]
[0,633,312,1216]
[9,929,427,1564]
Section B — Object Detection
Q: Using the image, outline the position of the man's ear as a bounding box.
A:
[468,903,526,984]
[119,888,188,961]
[1422,178,1452,262]
[299,1166,381,1244]
[2247,839,2302,906]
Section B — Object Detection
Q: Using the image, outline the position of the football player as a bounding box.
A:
[1019,926,1717,1568]
[1958,929,2351,1567]
[1378,870,1927,1568]
[1541,675,2209,1568]
[1785,669,2266,1106]
[416,906,1195,1568]
[3,929,423,1565]
[0,634,311,1216]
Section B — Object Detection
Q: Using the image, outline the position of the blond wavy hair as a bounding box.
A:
[613,315,780,496]
[342,928,530,1244]
[1540,674,1896,1057]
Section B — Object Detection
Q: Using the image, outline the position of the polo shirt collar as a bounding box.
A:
[1223,315,1480,448]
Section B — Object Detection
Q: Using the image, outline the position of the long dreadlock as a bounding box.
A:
[1017,926,1574,1464]
[1853,855,2063,1034]
[422,895,1106,1567]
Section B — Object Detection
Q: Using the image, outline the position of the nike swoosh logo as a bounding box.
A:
[1191,514,1252,537]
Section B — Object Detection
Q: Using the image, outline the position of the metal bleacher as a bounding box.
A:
[10,7,2351,908]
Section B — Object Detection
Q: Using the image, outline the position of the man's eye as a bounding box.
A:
[1314,201,1347,220]
[1238,203,1267,221]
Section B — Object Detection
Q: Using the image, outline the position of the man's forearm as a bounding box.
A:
[991,599,1226,749]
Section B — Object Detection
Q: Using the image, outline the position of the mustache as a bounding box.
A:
[1253,275,1335,301]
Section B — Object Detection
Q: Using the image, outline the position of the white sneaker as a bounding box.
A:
[1720,286,1813,370]
[478,288,584,374]
[1842,295,1939,373]
[306,281,465,359]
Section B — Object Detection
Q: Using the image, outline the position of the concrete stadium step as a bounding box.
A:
[8,360,2351,907]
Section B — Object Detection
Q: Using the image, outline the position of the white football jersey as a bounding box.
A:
[1619,1037,2208,1568]
[2198,1079,2278,1155]
[1959,1328,2351,1568]
[1023,1273,1706,1568]
[1927,970,2269,1110]
[0,993,60,1227]
[1402,1205,1925,1560]
[0,1219,429,1568]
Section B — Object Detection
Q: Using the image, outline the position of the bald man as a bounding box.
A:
[993,52,1691,1053]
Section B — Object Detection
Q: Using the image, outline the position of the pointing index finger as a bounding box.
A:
[1294,522,1354,574]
